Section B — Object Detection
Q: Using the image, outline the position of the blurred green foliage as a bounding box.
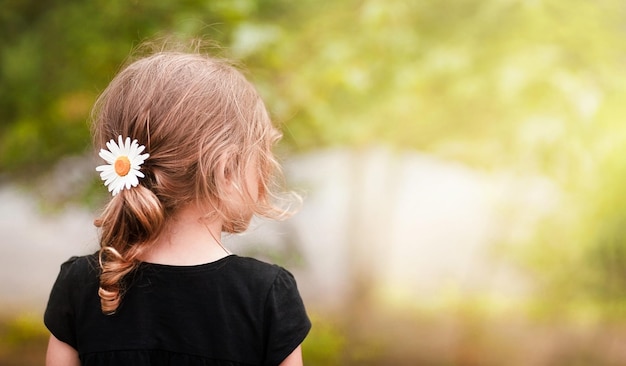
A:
[0,314,49,365]
[6,0,625,172]
[4,0,626,319]
[301,314,345,366]
[0,0,261,174]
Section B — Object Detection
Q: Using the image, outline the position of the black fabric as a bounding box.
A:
[44,254,311,366]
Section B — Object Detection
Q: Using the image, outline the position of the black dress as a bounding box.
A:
[44,254,311,366]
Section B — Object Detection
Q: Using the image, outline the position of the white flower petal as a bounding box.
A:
[102,172,118,183]
[107,139,121,156]
[129,140,139,154]
[99,150,117,164]
[99,167,116,178]
[100,172,112,181]
[104,175,119,187]
[100,167,115,175]
[123,137,132,155]
[111,137,120,155]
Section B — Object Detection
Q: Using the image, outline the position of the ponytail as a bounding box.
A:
[95,185,164,314]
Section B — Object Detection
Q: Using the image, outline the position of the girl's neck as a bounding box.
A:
[139,204,231,266]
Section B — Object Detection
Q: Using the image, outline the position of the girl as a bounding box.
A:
[44,44,311,366]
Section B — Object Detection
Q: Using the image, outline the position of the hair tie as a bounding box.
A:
[96,135,149,196]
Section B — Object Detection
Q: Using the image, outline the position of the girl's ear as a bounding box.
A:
[215,155,230,187]
[215,153,237,194]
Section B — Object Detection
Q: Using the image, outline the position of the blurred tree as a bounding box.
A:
[3,0,626,314]
[0,0,293,176]
[257,0,625,170]
[3,0,624,176]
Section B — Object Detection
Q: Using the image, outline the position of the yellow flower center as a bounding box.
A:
[114,156,131,176]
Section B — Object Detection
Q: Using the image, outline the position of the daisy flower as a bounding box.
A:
[96,136,149,196]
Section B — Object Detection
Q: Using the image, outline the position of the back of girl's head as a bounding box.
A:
[92,42,288,314]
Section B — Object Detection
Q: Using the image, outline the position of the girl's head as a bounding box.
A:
[93,47,288,314]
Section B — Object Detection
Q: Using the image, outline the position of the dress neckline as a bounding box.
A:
[138,254,237,272]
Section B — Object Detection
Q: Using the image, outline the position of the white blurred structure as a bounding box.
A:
[0,185,97,314]
[229,148,559,309]
[0,148,559,313]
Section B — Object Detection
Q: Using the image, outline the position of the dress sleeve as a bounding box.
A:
[44,257,80,349]
[263,267,311,366]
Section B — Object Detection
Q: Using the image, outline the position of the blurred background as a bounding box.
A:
[3,0,626,364]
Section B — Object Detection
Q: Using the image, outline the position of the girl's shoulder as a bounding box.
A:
[226,255,302,291]
[56,252,100,280]
[229,255,280,270]
[227,255,293,279]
